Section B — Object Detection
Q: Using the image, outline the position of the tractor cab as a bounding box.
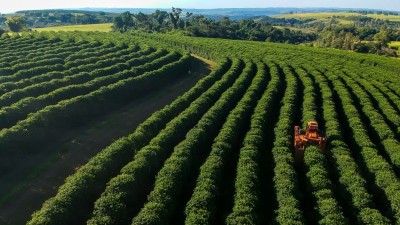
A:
[294,121,327,162]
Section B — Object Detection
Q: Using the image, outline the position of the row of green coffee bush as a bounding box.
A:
[0,36,44,49]
[131,61,256,225]
[0,40,82,70]
[328,72,400,224]
[63,42,122,61]
[6,42,113,69]
[0,49,171,130]
[63,45,132,68]
[270,62,304,224]
[337,72,400,170]
[27,58,232,225]
[370,81,400,114]
[0,42,101,82]
[296,65,348,224]
[0,37,55,54]
[0,40,96,66]
[87,59,245,225]
[0,45,141,96]
[0,52,191,154]
[224,62,280,225]
[0,46,156,108]
[306,65,390,224]
[342,69,400,133]
[185,62,268,225]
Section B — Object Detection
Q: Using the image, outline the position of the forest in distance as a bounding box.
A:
[1,7,400,56]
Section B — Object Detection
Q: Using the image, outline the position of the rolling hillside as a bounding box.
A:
[0,31,399,225]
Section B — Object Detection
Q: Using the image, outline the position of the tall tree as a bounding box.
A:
[121,11,134,28]
[374,28,390,47]
[169,7,182,29]
[5,17,27,32]
[112,16,124,32]
[112,11,134,32]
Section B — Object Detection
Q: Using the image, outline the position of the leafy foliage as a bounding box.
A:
[5,16,28,32]
[0,30,398,225]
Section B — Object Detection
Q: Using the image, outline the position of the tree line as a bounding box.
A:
[1,8,399,57]
[112,9,316,44]
[0,10,114,32]
[110,9,400,57]
[314,26,399,56]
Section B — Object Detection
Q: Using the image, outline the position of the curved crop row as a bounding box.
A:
[224,62,282,225]
[63,45,132,69]
[295,66,348,224]
[5,42,77,66]
[337,71,400,170]
[0,37,56,55]
[131,61,256,225]
[5,41,97,68]
[0,40,76,68]
[0,49,170,130]
[5,43,123,69]
[87,59,246,225]
[185,62,269,225]
[23,40,78,57]
[0,40,103,73]
[0,64,64,83]
[24,41,100,61]
[0,53,191,154]
[0,46,158,109]
[372,82,400,114]
[27,58,233,225]
[0,45,141,96]
[303,146,348,224]
[66,46,153,75]
[63,42,124,62]
[346,63,399,99]
[0,40,98,65]
[305,65,390,224]
[358,66,399,94]
[270,62,305,224]
[342,69,400,133]
[12,58,65,72]
[327,72,400,224]
[0,36,48,50]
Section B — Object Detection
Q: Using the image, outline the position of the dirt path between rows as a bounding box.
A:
[0,55,213,225]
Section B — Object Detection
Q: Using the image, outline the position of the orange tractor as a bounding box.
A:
[294,121,327,161]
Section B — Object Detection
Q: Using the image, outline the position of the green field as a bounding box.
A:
[273,25,314,33]
[0,30,399,225]
[390,41,400,48]
[33,23,113,32]
[273,12,400,24]
[273,12,360,19]
[367,14,400,22]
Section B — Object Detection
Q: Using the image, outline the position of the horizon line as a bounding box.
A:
[3,6,399,14]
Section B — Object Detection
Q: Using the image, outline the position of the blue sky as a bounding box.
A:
[1,0,399,13]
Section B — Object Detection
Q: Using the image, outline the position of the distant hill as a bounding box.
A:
[64,7,400,20]
[4,7,400,20]
[15,9,118,16]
